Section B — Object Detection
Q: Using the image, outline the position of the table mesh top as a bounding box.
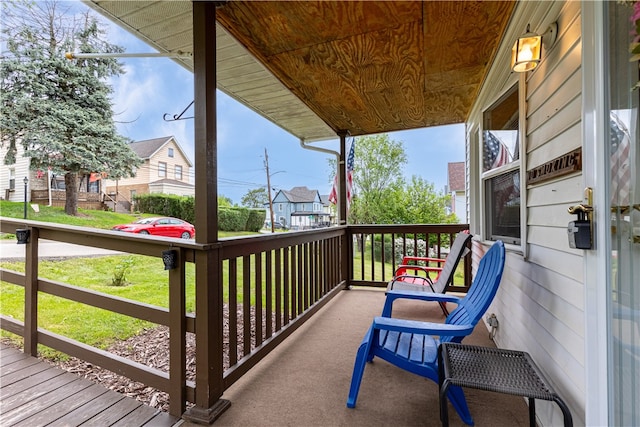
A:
[441,343,558,400]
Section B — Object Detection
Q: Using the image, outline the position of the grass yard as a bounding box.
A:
[0,200,147,231]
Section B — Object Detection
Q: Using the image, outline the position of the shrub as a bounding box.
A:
[111,257,134,286]
[134,194,265,232]
[393,237,428,264]
[246,209,265,232]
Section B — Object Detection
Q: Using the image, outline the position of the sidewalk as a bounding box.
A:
[0,239,121,261]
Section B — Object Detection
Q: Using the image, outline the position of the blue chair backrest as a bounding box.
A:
[442,240,505,343]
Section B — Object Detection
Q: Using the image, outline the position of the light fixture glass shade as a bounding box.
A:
[511,33,542,72]
[16,228,30,244]
[162,249,178,270]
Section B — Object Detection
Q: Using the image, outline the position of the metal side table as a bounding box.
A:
[438,343,573,427]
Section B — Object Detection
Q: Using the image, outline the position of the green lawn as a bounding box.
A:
[0,200,147,230]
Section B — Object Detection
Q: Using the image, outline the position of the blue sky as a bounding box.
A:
[93,3,465,205]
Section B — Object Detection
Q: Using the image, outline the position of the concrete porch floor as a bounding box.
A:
[188,288,530,427]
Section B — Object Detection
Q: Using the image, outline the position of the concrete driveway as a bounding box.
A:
[0,239,121,261]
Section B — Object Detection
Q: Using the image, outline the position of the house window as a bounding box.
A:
[278,203,283,212]
[158,162,167,177]
[168,148,174,158]
[175,165,182,180]
[9,168,15,190]
[482,85,521,244]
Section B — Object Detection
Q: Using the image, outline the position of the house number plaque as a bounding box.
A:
[527,148,582,185]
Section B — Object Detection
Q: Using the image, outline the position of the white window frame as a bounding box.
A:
[175,165,183,180]
[168,147,174,158]
[480,83,524,248]
[9,168,15,190]
[158,162,167,177]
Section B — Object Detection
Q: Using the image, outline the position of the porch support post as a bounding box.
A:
[23,227,39,356]
[337,131,351,288]
[183,0,230,424]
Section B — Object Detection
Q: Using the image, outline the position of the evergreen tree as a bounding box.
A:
[0,0,141,215]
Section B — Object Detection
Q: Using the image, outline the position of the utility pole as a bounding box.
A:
[264,148,276,233]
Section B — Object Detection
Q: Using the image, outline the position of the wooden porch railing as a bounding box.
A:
[0,218,469,421]
[348,224,472,291]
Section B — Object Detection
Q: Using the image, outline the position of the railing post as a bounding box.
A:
[184,248,230,424]
[23,227,39,356]
[168,248,186,417]
[343,227,351,288]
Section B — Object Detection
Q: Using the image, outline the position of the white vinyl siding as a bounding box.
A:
[468,1,585,426]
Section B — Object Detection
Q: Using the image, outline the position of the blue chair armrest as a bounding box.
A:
[373,316,475,336]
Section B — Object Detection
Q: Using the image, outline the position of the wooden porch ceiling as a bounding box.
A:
[84,1,515,141]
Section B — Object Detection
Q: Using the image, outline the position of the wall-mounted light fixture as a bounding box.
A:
[16,228,30,244]
[511,22,558,73]
[162,249,178,270]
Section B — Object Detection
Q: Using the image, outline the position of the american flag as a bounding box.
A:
[346,139,355,211]
[610,112,631,207]
[328,139,355,211]
[483,131,510,172]
[328,174,338,204]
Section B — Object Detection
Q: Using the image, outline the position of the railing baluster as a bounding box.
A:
[283,247,290,326]
[254,253,263,347]
[381,232,386,280]
[297,245,304,314]
[242,255,251,356]
[265,250,273,338]
[274,249,282,332]
[290,247,297,319]
[302,243,308,310]
[229,259,238,366]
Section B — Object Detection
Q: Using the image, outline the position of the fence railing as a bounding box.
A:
[0,218,469,420]
[347,224,472,291]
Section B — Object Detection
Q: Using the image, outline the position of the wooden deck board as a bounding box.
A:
[0,354,41,376]
[0,358,52,386]
[0,344,181,427]
[0,366,65,397]
[47,389,126,426]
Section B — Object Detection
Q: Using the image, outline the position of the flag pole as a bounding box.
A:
[337,131,350,225]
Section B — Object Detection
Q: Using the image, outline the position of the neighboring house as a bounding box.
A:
[446,161,465,222]
[267,186,331,230]
[104,136,194,211]
[0,143,30,203]
[319,194,336,226]
[0,143,103,209]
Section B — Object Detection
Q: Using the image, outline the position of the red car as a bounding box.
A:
[112,217,195,239]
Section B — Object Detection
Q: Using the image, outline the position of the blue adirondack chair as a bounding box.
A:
[346,241,505,426]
